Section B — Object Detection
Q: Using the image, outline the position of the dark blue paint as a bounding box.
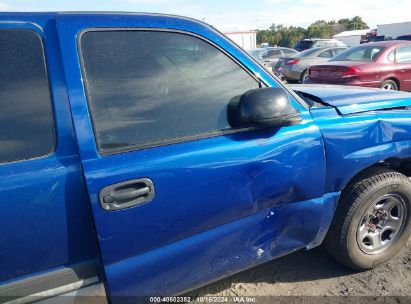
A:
[2,12,411,301]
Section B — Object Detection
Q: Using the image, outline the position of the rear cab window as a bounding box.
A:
[79,30,260,153]
[0,29,55,164]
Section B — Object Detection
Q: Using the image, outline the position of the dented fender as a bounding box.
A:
[311,107,411,192]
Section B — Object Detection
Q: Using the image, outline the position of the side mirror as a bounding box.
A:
[229,87,301,128]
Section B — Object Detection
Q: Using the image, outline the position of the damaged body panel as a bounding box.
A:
[74,119,330,298]
[292,84,411,114]
[293,84,411,192]
[313,109,411,192]
[106,192,340,297]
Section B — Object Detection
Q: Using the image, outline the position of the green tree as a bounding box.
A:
[256,16,369,48]
[338,16,369,30]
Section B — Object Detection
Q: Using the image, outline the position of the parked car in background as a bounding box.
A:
[306,41,411,91]
[294,38,346,51]
[397,35,411,41]
[250,47,298,72]
[275,47,347,83]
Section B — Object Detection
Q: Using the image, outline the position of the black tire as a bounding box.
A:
[380,79,398,90]
[324,167,411,270]
[299,69,308,83]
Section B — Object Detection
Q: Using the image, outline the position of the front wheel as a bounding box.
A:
[380,79,398,90]
[324,167,411,270]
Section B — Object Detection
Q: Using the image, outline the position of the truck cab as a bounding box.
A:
[1,13,410,304]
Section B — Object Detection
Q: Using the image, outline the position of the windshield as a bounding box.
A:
[331,45,385,62]
[295,40,314,51]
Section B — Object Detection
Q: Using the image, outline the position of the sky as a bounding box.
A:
[0,0,410,31]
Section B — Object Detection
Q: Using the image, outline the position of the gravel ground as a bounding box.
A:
[189,240,411,299]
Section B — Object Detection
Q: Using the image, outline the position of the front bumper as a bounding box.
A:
[282,66,304,81]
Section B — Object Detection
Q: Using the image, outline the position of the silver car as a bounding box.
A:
[250,47,298,72]
[275,47,347,83]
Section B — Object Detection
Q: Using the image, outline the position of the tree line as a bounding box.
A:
[257,16,369,48]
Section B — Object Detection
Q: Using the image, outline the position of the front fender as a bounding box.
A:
[312,108,411,192]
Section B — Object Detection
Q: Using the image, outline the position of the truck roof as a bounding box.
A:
[0,11,202,22]
[0,11,212,30]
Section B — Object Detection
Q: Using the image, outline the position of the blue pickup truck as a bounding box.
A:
[1,12,411,303]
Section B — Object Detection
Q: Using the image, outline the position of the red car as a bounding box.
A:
[305,41,411,91]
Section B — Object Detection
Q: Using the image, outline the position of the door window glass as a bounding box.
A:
[80,30,260,152]
[0,29,55,164]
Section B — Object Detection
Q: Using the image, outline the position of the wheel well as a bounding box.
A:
[299,69,308,82]
[384,77,400,90]
[343,158,411,191]
[386,157,411,176]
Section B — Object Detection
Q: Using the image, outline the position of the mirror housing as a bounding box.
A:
[229,87,301,128]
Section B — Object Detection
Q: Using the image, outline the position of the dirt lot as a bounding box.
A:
[189,240,411,299]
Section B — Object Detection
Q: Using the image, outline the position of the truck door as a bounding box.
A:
[0,20,98,301]
[57,14,327,301]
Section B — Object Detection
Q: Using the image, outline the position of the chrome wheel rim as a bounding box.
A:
[382,83,396,90]
[357,194,407,255]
